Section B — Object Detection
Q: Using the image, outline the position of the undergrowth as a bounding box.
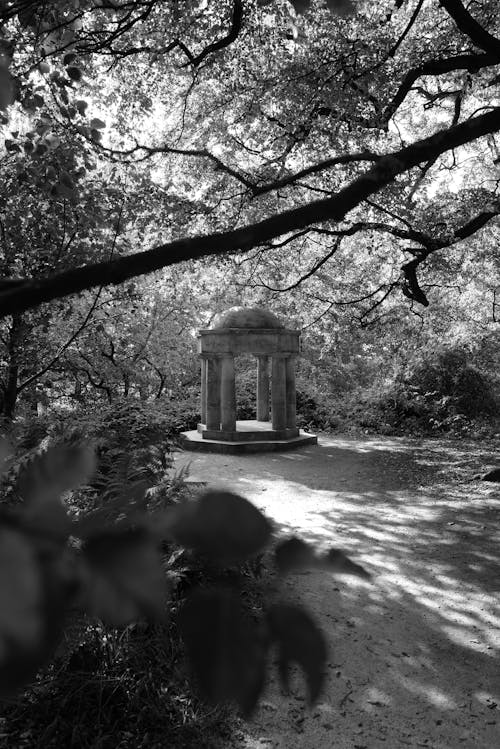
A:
[0,616,230,749]
[0,406,258,749]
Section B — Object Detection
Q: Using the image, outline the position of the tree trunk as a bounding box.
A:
[1,314,22,420]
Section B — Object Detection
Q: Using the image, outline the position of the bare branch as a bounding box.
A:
[257,238,341,292]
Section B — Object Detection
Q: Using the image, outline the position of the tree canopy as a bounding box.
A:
[0,0,498,318]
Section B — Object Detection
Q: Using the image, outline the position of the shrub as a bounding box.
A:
[403,345,498,418]
[235,360,257,420]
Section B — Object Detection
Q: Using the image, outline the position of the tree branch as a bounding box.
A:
[257,238,341,293]
[383,53,499,123]
[0,107,499,317]
[439,0,500,56]
[16,285,103,394]
[182,0,243,67]
[252,151,379,196]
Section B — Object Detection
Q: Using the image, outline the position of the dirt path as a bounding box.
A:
[175,434,500,749]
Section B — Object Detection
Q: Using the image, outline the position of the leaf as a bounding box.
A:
[275,536,316,573]
[0,528,43,695]
[162,490,273,564]
[66,66,82,82]
[45,133,60,149]
[290,0,310,13]
[54,182,77,201]
[275,537,371,579]
[83,528,167,625]
[90,117,106,129]
[35,118,51,135]
[0,528,42,655]
[326,0,356,16]
[178,588,267,716]
[60,170,74,188]
[17,444,95,506]
[0,529,73,696]
[18,6,37,28]
[4,139,19,152]
[319,548,371,580]
[75,99,88,115]
[34,142,48,156]
[267,603,327,705]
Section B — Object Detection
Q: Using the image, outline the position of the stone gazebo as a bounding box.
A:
[181,307,317,453]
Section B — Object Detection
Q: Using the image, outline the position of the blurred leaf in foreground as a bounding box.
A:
[275,536,371,579]
[160,490,273,564]
[17,444,95,506]
[0,528,42,695]
[82,528,167,625]
[179,588,267,716]
[267,602,327,705]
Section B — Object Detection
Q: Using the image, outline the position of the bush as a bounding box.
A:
[404,346,498,418]
[294,390,336,431]
[235,360,257,420]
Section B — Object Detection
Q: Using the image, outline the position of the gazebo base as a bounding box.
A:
[181,419,317,453]
[197,419,300,442]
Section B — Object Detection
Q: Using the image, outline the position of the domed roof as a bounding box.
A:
[212,306,285,330]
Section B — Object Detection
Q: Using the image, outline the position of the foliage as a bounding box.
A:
[0,618,231,749]
[0,0,499,738]
[0,1,498,315]
[0,438,370,716]
[402,345,499,418]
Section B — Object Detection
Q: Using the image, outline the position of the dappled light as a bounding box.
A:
[177,434,500,745]
[1,0,499,745]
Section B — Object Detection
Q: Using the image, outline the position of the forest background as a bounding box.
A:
[0,0,499,746]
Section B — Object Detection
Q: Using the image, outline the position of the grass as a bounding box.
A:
[0,613,233,749]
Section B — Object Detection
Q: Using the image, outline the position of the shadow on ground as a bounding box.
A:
[177,435,500,748]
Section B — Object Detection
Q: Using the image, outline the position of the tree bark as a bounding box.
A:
[0,314,22,420]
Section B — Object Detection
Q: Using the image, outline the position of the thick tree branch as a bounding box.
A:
[383,53,499,122]
[182,0,243,67]
[454,209,500,240]
[387,0,425,59]
[0,107,499,317]
[439,0,500,56]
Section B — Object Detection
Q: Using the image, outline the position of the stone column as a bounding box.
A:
[206,357,221,430]
[256,355,270,421]
[220,355,236,432]
[271,356,286,431]
[285,356,296,429]
[200,357,207,424]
